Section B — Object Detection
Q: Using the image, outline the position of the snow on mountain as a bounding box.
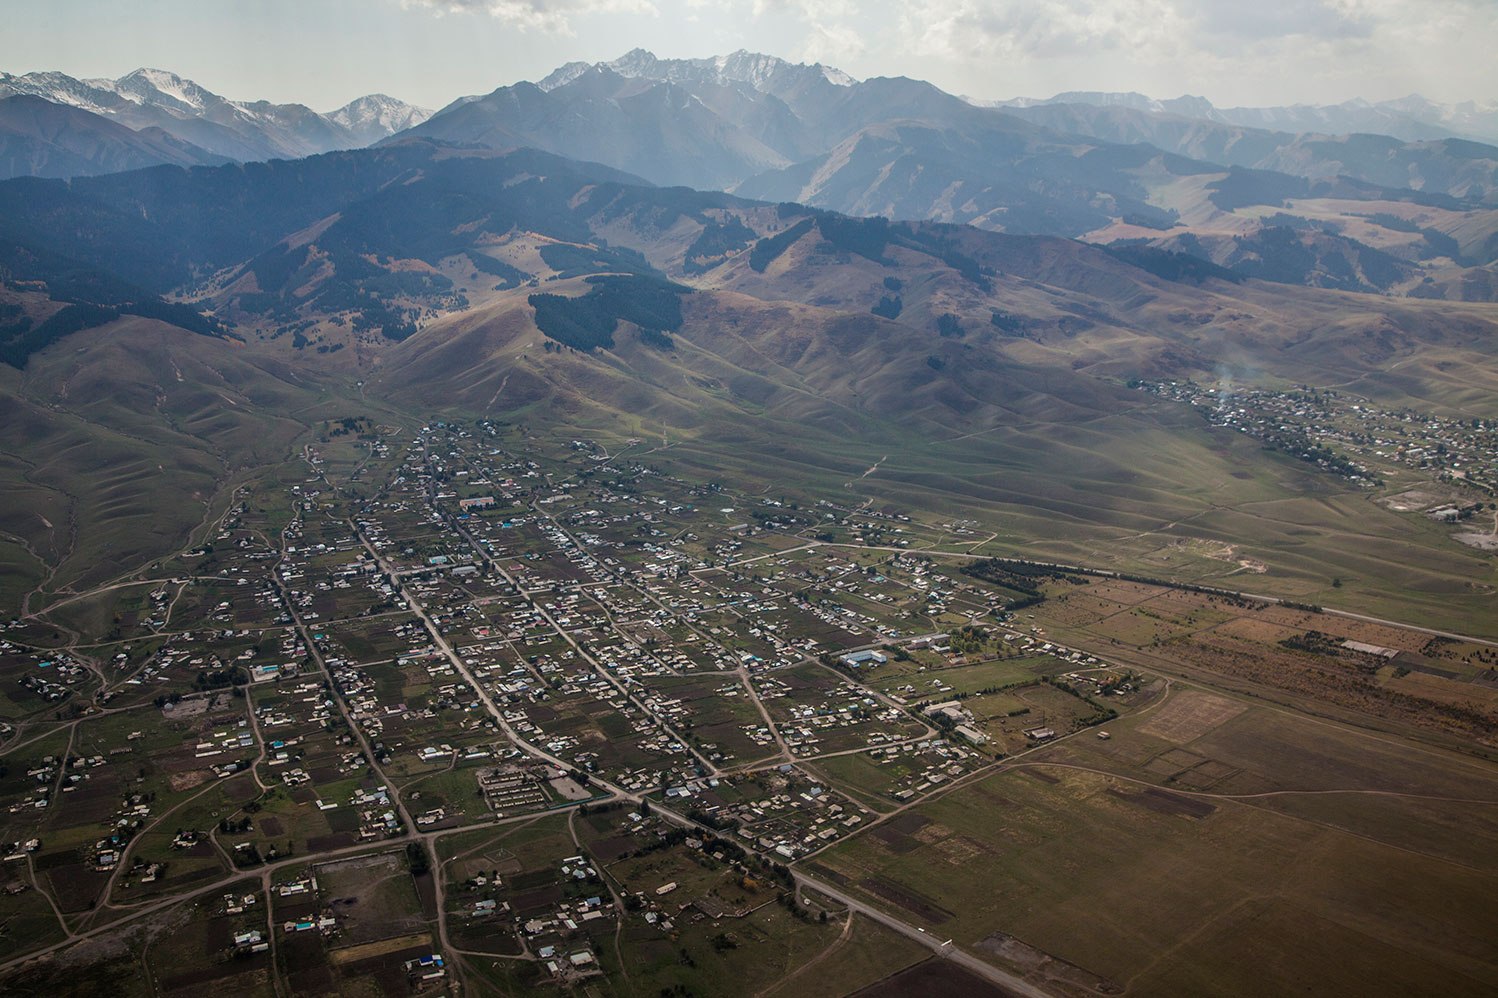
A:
[0,68,430,163]
[0,71,129,116]
[328,94,432,141]
[536,49,858,96]
[820,65,856,87]
[537,61,592,92]
[113,67,217,113]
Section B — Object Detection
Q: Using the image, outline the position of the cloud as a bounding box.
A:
[891,0,1498,103]
[1189,0,1376,41]
[400,0,657,34]
[751,0,856,16]
[742,0,867,65]
[894,0,1399,63]
[799,18,867,63]
[900,0,1186,61]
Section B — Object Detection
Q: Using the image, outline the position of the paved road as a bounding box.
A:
[791,872,1048,998]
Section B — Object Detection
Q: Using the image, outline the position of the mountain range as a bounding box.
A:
[0,50,1492,313]
[992,100,1498,201]
[1,51,1497,303]
[388,50,1498,298]
[400,49,1498,208]
[0,67,429,169]
[987,90,1498,146]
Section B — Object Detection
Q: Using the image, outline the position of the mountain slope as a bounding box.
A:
[402,67,807,190]
[2,142,1496,625]
[399,56,1202,237]
[388,51,1498,298]
[1001,101,1498,205]
[5,141,1495,386]
[0,94,227,179]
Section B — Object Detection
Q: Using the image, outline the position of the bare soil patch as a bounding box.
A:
[858,877,953,925]
[1138,691,1246,744]
[976,932,1121,996]
[1107,785,1217,820]
[168,770,212,792]
[852,958,1009,998]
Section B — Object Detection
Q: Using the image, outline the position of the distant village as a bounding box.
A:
[1135,380,1498,513]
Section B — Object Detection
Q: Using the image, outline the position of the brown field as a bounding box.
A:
[1208,615,1303,643]
[813,668,1498,998]
[314,852,426,946]
[1137,690,1246,743]
[851,959,1008,998]
[1032,579,1498,751]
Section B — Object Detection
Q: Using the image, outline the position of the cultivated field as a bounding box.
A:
[813,687,1498,996]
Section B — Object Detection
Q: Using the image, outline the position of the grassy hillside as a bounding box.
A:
[0,315,360,620]
[0,145,1494,634]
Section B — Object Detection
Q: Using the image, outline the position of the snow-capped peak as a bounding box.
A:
[527,49,863,96]
[327,94,432,140]
[0,71,123,115]
[821,65,856,87]
[114,68,217,113]
[0,65,438,162]
[537,61,592,92]
[714,49,858,90]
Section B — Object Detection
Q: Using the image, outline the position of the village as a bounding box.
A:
[1133,378,1498,502]
[0,419,1158,996]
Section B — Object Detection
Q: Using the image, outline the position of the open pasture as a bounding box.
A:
[817,733,1498,998]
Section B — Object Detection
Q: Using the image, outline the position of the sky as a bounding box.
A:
[2,0,1494,112]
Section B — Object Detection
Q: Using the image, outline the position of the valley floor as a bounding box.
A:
[2,420,1496,997]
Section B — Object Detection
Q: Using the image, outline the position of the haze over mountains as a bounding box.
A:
[0,94,230,179]
[988,91,1498,146]
[402,49,1498,210]
[388,50,1498,299]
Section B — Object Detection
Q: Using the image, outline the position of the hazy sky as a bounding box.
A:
[4,0,1494,111]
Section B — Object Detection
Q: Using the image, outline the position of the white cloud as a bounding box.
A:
[740,0,867,66]
[401,0,657,34]
[900,0,1186,61]
[894,0,1418,63]
[799,18,867,64]
[891,0,1497,104]
[1189,0,1376,41]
